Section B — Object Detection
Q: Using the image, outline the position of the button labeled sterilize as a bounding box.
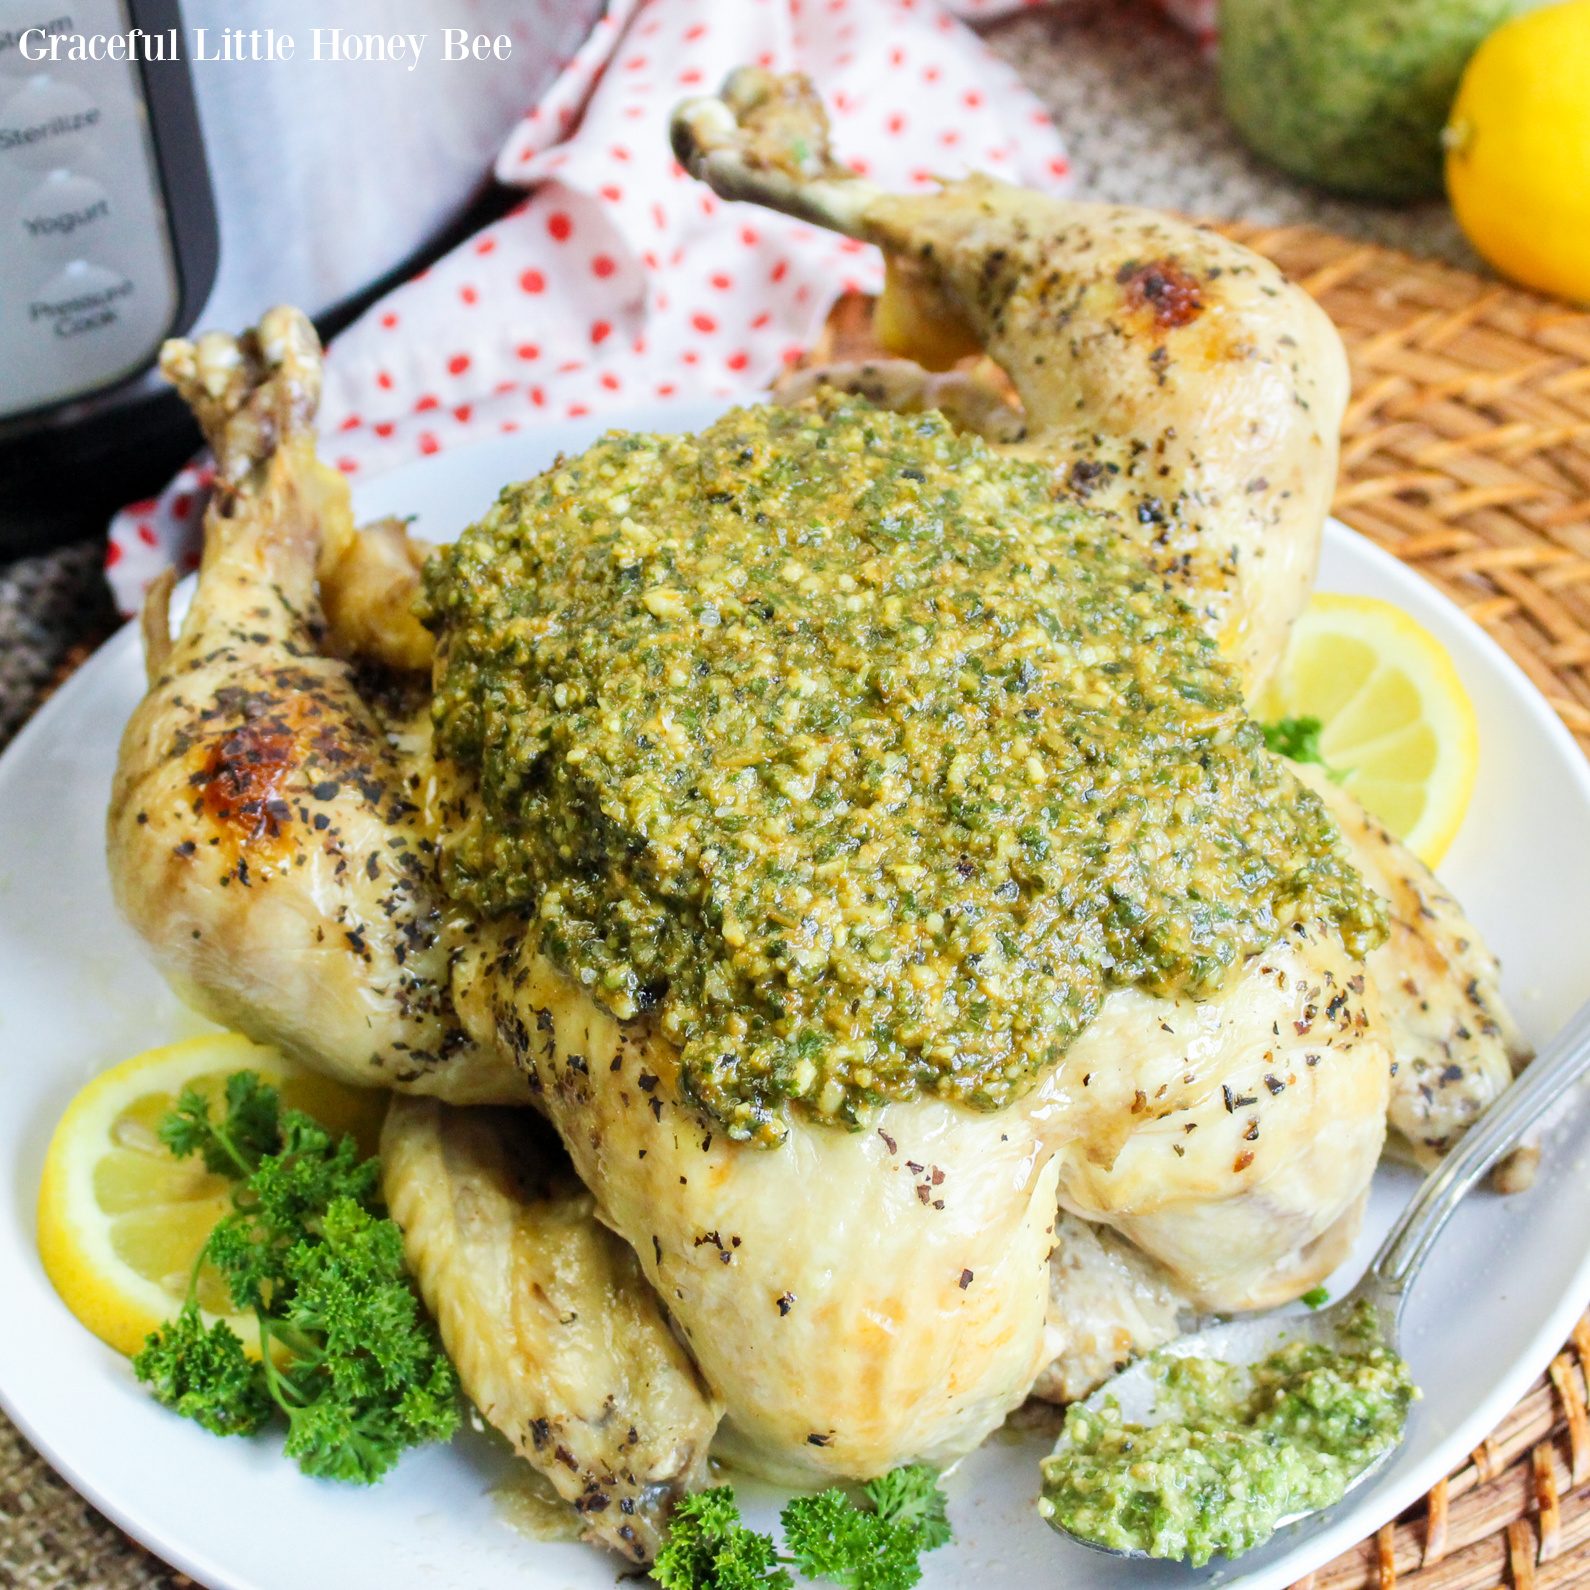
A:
[28,258,133,340]
[15,168,110,246]
[0,74,102,166]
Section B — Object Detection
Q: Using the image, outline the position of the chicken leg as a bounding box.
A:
[672,69,1350,699]
[107,309,525,1104]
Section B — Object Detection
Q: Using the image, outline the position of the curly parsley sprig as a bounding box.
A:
[653,1464,951,1590]
[131,1070,458,1483]
[1261,715,1348,783]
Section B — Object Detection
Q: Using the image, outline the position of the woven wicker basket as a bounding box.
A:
[803,228,1590,1590]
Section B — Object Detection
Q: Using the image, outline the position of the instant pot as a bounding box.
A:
[0,0,605,554]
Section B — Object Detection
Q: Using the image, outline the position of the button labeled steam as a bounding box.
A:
[28,259,134,339]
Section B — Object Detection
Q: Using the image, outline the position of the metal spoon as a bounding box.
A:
[1053,992,1590,1559]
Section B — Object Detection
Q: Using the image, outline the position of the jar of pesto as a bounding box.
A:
[1218,0,1525,200]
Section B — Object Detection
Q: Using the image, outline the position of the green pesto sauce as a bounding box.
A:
[1039,1309,1415,1566]
[1219,0,1521,201]
[421,398,1386,1144]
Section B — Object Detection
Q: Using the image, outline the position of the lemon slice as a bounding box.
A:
[38,1033,388,1358]
[1257,593,1479,868]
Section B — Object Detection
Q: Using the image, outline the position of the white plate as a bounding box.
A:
[2,406,1589,1590]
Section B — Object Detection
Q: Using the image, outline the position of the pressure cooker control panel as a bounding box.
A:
[0,0,212,422]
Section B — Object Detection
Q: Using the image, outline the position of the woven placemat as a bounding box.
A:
[1302,1317,1590,1590]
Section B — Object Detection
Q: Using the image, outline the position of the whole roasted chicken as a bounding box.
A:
[107,72,1524,1561]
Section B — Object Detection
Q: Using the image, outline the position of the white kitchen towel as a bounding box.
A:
[106,0,1082,611]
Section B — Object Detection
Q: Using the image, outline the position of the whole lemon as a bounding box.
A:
[1445,0,1590,303]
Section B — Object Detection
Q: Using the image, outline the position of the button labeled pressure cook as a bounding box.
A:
[0,74,101,166]
[15,168,110,245]
[28,258,133,338]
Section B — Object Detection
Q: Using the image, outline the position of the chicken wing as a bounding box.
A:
[1295,765,1529,1167]
[319,515,435,674]
[671,69,1350,698]
[382,1097,719,1563]
[107,310,525,1104]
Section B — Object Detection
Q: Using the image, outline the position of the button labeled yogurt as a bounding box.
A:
[16,168,111,248]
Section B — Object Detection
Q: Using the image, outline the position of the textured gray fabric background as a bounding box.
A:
[0,3,1490,1583]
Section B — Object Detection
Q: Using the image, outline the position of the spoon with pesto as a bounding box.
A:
[1040,993,1590,1566]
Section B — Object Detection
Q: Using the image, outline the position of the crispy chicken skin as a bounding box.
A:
[107,311,525,1105]
[671,68,1350,699]
[381,1098,719,1563]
